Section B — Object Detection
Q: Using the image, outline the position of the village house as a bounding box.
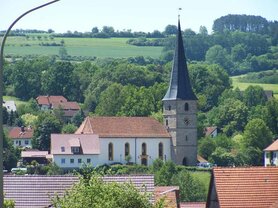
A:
[204,126,218,138]
[206,167,278,208]
[3,100,17,112]
[36,95,80,121]
[264,138,278,166]
[8,126,33,148]
[51,117,171,168]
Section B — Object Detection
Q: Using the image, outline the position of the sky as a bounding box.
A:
[1,0,278,34]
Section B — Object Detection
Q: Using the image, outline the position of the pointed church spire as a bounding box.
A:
[163,19,197,101]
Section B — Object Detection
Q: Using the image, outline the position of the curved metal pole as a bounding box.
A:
[0,0,60,206]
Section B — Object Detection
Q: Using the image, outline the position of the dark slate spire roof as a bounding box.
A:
[163,20,197,101]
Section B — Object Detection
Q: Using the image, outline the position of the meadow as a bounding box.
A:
[231,75,278,99]
[4,36,163,58]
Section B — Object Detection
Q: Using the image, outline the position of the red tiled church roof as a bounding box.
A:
[207,167,278,208]
[75,116,171,138]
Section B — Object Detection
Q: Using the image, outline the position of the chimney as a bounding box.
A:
[21,126,25,132]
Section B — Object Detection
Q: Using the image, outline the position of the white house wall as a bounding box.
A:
[52,137,171,168]
[13,139,32,148]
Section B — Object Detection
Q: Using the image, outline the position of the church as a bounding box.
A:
[50,20,198,168]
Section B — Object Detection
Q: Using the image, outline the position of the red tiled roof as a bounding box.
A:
[264,139,278,151]
[75,116,171,138]
[155,186,180,208]
[180,202,206,208]
[204,126,217,137]
[209,167,278,208]
[8,127,33,139]
[52,101,80,110]
[36,95,67,105]
[51,134,100,155]
[4,175,154,208]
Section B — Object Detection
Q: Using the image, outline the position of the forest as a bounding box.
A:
[2,14,278,172]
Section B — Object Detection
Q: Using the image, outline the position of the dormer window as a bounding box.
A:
[71,147,80,154]
[61,146,65,152]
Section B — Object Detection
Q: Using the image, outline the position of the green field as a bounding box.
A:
[231,75,278,99]
[4,36,163,58]
[3,96,28,106]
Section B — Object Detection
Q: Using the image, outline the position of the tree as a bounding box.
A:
[208,98,248,136]
[59,46,68,60]
[171,170,207,202]
[164,25,178,35]
[231,44,246,62]
[199,26,208,36]
[209,147,235,166]
[95,83,125,116]
[242,118,273,150]
[52,174,158,208]
[265,99,278,135]
[198,138,216,160]
[32,113,62,151]
[243,85,267,107]
[62,123,78,134]
[155,161,177,186]
[71,110,85,127]
[205,45,233,73]
[91,27,99,34]
[3,133,18,171]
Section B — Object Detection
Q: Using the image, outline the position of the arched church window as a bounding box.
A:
[125,143,130,157]
[142,143,147,155]
[184,103,189,111]
[168,105,171,110]
[158,142,163,160]
[108,143,113,161]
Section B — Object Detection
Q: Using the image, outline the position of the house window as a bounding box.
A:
[273,152,276,158]
[25,140,29,145]
[87,158,91,163]
[71,147,80,154]
[78,158,82,164]
[142,143,147,156]
[184,103,189,111]
[158,142,163,160]
[61,146,65,152]
[18,140,21,146]
[61,158,66,164]
[108,143,114,161]
[125,143,130,157]
[70,159,74,164]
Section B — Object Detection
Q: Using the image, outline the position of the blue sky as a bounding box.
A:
[1,0,277,34]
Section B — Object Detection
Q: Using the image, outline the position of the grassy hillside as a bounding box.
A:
[231,75,278,99]
[3,96,28,106]
[4,36,163,58]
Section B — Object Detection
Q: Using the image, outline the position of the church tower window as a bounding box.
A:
[108,143,113,161]
[184,103,189,111]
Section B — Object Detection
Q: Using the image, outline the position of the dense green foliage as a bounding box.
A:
[238,70,278,84]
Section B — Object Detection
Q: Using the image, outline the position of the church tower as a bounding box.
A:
[162,19,198,166]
